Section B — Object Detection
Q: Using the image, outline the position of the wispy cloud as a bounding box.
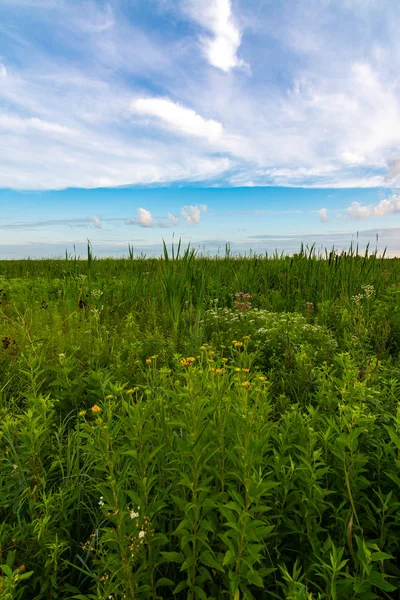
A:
[132,97,223,142]
[1,0,400,190]
[168,212,180,226]
[91,216,102,229]
[183,0,245,72]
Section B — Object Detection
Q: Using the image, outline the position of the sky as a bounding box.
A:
[1,0,400,258]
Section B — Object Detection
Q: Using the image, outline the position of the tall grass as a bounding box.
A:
[1,243,400,598]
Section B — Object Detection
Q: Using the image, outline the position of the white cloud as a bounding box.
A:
[137,207,154,227]
[132,97,223,142]
[318,208,329,222]
[184,0,245,72]
[373,196,400,216]
[168,212,180,226]
[346,201,373,219]
[91,216,102,229]
[181,204,207,224]
[0,114,74,136]
[345,195,400,219]
[3,1,400,190]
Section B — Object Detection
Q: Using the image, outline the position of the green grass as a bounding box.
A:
[1,244,400,599]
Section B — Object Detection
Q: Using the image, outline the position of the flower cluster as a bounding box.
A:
[351,293,363,305]
[81,532,97,551]
[234,292,252,312]
[180,356,196,367]
[127,506,154,558]
[361,283,375,299]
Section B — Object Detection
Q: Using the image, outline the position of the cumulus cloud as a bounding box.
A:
[346,202,373,219]
[132,97,223,142]
[345,196,400,219]
[168,212,180,226]
[137,207,154,227]
[318,208,329,222]
[183,0,245,72]
[181,204,207,224]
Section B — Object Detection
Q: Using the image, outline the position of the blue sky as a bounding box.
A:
[1,0,400,257]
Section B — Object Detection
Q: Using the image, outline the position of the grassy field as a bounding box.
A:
[1,243,400,599]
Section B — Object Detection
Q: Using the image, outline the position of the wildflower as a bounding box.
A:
[145,358,152,365]
[352,293,363,304]
[180,357,196,367]
[234,341,243,348]
[99,496,104,507]
[259,376,266,382]
[138,530,145,539]
[235,367,241,372]
[105,394,114,400]
[241,381,251,389]
[127,388,137,394]
[130,510,139,519]
[215,368,223,375]
[222,357,228,363]
[79,410,87,417]
[242,368,250,373]
[200,345,207,351]
[59,352,65,360]
[91,404,101,414]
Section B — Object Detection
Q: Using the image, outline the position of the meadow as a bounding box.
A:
[1,242,400,599]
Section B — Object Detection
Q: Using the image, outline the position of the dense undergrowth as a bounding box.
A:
[1,244,400,599]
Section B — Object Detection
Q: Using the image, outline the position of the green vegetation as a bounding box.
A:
[2,243,400,599]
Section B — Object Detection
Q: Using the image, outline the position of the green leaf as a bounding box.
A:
[161,551,184,563]
[200,551,223,572]
[156,577,175,587]
[173,580,188,594]
[369,552,393,561]
[223,550,235,567]
[246,571,264,587]
[368,570,397,592]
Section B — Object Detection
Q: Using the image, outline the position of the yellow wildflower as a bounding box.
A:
[91,404,101,414]
[79,410,87,417]
[145,358,152,365]
[181,357,196,367]
[222,357,228,363]
[259,376,266,382]
[215,368,223,375]
[200,345,207,351]
[242,368,250,373]
[127,388,137,394]
[105,394,114,399]
[235,367,241,372]
[234,341,243,348]
[241,381,251,389]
